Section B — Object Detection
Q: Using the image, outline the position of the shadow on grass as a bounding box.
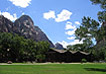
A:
[84,68,106,72]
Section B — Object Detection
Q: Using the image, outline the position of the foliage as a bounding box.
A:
[36,41,50,62]
[90,0,106,22]
[81,58,87,63]
[75,17,99,50]
[67,44,85,51]
[36,54,45,62]
[98,11,106,22]
[92,46,106,61]
[0,32,50,63]
[67,43,94,52]
[90,0,106,9]
[68,0,106,61]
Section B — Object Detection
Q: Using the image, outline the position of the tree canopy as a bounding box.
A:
[0,32,50,63]
[67,0,106,61]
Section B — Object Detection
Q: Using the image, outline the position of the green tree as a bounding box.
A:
[75,17,99,49]
[0,32,50,63]
[74,0,106,61]
[90,0,106,42]
[90,0,106,9]
[0,32,14,62]
[90,0,106,22]
[11,34,27,62]
[67,44,85,51]
[36,41,50,62]
[22,39,37,62]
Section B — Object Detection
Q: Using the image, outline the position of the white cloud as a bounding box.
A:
[9,0,31,8]
[66,21,72,25]
[0,11,1,15]
[58,41,70,48]
[75,21,80,25]
[65,29,76,36]
[55,9,72,22]
[43,9,72,22]
[22,12,25,15]
[58,40,83,48]
[67,36,75,40]
[43,11,55,20]
[70,39,83,45]
[65,21,76,30]
[0,11,17,21]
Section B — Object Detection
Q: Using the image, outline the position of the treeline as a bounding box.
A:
[0,32,50,63]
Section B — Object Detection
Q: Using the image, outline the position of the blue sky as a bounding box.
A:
[0,0,101,48]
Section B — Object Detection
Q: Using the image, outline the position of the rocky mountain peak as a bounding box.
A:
[0,15,54,47]
[55,43,64,49]
[0,15,13,32]
[14,15,34,29]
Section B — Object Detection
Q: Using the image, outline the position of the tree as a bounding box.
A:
[90,0,106,49]
[67,44,85,51]
[0,32,51,63]
[36,41,50,62]
[75,17,100,50]
[74,0,106,61]
[90,0,106,22]
[22,39,37,62]
[0,32,14,62]
[92,46,106,61]
[11,34,27,62]
[90,0,106,9]
[67,43,94,52]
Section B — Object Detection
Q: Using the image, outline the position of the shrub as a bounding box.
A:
[81,58,87,63]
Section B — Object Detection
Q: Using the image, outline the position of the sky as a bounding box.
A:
[0,0,101,48]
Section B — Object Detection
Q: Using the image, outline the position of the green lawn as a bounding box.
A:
[0,63,106,74]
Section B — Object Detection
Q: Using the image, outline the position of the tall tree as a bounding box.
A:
[67,44,86,51]
[36,41,50,62]
[74,0,106,61]
[75,17,99,49]
[90,0,106,22]
[90,0,106,47]
[75,0,106,49]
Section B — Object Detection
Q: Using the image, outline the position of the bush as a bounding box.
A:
[36,54,45,62]
[104,58,106,62]
[81,58,87,63]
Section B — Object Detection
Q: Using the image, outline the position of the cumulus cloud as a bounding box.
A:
[70,39,83,45]
[65,21,76,30]
[9,0,31,8]
[22,12,25,15]
[58,41,70,48]
[43,9,72,22]
[0,11,17,21]
[65,30,74,36]
[55,9,72,22]
[75,21,80,25]
[67,36,75,40]
[43,11,55,20]
[58,40,83,48]
[65,28,76,36]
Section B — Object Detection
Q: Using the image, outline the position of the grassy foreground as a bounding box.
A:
[0,63,106,74]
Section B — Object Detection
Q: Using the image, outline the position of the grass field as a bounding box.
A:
[0,63,106,74]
